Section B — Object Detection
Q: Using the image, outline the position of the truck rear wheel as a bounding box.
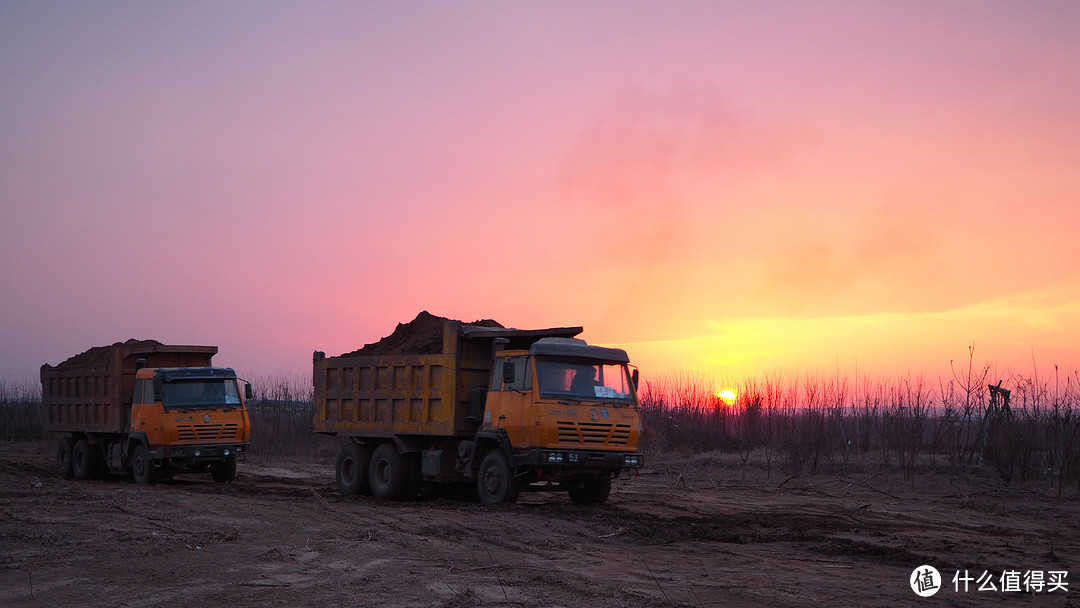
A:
[57,439,74,478]
[368,443,410,501]
[568,475,612,506]
[211,454,237,483]
[336,443,371,496]
[477,450,520,505]
[72,439,97,480]
[131,444,156,484]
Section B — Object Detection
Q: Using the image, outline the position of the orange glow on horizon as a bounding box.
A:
[1,5,1078,382]
[610,280,1080,388]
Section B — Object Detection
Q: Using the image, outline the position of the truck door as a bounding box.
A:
[130,377,155,435]
[485,355,535,449]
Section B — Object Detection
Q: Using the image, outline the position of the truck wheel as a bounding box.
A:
[369,443,410,501]
[568,475,612,506]
[72,439,97,480]
[477,450,520,504]
[57,439,74,478]
[211,454,237,483]
[336,443,371,496]
[131,444,157,484]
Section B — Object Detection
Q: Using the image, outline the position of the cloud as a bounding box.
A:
[543,84,812,339]
[755,200,941,315]
[561,83,811,205]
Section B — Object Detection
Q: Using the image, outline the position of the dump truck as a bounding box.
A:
[313,313,644,505]
[41,339,252,484]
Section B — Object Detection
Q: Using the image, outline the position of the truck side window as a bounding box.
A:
[506,356,531,392]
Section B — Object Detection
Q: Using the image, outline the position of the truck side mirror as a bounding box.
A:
[244,382,253,401]
[502,361,516,386]
[152,375,163,403]
[631,369,639,390]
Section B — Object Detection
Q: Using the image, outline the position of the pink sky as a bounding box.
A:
[2,2,1079,389]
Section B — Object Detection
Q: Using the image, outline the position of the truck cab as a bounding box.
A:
[127,366,252,483]
[479,337,644,503]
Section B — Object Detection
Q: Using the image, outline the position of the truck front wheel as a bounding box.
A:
[336,443,371,496]
[477,450,520,505]
[131,444,157,484]
[369,443,411,501]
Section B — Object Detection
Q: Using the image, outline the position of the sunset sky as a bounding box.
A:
[2,2,1079,389]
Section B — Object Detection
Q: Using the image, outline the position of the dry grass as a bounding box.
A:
[0,378,41,441]
[639,366,1080,497]
[244,373,342,462]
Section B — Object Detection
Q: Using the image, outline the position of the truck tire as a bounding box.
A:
[57,439,74,478]
[211,454,237,483]
[72,439,97,480]
[131,444,157,484]
[477,450,520,504]
[336,443,371,496]
[568,475,612,506]
[368,443,410,501]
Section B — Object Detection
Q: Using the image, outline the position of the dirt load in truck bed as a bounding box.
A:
[338,311,503,357]
[2,441,1078,608]
[46,339,166,369]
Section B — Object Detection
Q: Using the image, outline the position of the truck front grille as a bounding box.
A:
[556,421,631,446]
[177,423,239,442]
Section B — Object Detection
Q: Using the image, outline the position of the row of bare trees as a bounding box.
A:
[0,378,41,441]
[4,361,1078,489]
[638,367,1080,494]
[234,373,341,461]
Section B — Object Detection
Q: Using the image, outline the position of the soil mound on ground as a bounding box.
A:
[50,339,165,369]
[342,311,502,357]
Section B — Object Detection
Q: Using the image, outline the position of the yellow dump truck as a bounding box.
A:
[41,339,252,484]
[313,315,644,504]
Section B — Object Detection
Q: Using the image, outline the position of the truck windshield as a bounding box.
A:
[535,359,636,404]
[162,379,242,410]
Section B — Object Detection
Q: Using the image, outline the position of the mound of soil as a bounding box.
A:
[50,339,165,369]
[342,311,502,357]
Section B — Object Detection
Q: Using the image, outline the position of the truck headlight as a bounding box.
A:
[224,449,230,456]
[544,452,565,464]
[623,455,642,467]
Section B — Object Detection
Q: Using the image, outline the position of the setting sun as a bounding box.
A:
[717,389,737,405]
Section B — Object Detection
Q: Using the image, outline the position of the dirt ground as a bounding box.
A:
[1,442,1077,607]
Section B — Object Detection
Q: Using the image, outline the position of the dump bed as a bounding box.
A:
[313,321,580,438]
[41,340,217,434]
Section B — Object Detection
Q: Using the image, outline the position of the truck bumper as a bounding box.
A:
[155,443,249,462]
[514,449,643,470]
